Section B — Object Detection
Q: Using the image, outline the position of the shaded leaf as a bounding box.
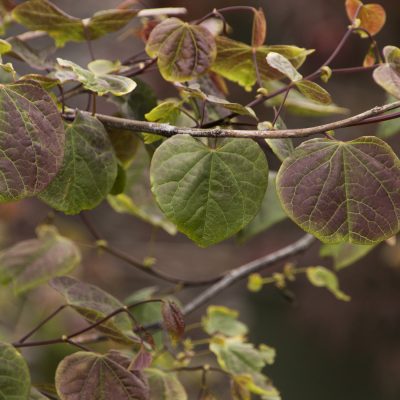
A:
[50,276,137,343]
[266,52,302,81]
[0,225,80,294]
[108,142,177,235]
[145,368,187,400]
[377,94,400,138]
[145,17,217,82]
[161,301,185,341]
[320,242,376,270]
[252,8,267,48]
[30,387,50,399]
[295,80,332,104]
[238,172,288,242]
[306,266,350,301]
[56,58,136,96]
[39,112,118,214]
[202,305,248,337]
[345,0,386,37]
[108,127,140,167]
[373,46,400,99]
[55,351,149,400]
[0,81,64,202]
[0,341,30,400]
[276,137,400,244]
[130,345,153,370]
[263,117,294,162]
[150,135,268,247]
[211,36,313,90]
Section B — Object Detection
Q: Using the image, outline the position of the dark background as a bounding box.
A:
[1,1,400,399]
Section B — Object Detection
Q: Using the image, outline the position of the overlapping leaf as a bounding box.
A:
[276,137,400,244]
[295,80,332,104]
[39,112,118,214]
[55,351,149,400]
[0,81,64,202]
[145,368,187,400]
[202,305,248,337]
[0,225,80,294]
[211,36,313,90]
[145,17,217,82]
[50,276,137,343]
[150,135,269,247]
[373,45,400,99]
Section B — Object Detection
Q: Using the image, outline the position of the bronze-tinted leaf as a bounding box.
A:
[145,17,217,82]
[252,8,267,48]
[276,137,400,244]
[161,301,185,341]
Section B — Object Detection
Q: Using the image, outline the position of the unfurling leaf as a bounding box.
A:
[162,301,185,341]
[345,0,386,37]
[55,351,149,400]
[0,225,80,294]
[150,135,269,247]
[266,52,302,81]
[39,112,118,214]
[145,368,187,400]
[130,345,153,370]
[202,305,248,337]
[50,276,137,343]
[145,17,217,82]
[252,8,267,48]
[276,137,400,244]
[295,80,332,104]
[0,81,64,202]
[0,341,31,400]
[306,266,350,301]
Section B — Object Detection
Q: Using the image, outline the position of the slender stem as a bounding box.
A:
[272,87,291,126]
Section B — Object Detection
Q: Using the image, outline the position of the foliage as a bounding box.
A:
[0,0,398,399]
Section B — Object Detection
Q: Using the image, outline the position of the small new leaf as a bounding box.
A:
[162,301,185,341]
[266,52,302,82]
[252,8,267,48]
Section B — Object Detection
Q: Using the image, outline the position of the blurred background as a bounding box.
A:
[1,0,400,399]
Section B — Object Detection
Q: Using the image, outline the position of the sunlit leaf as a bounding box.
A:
[145,17,217,82]
[320,242,376,270]
[0,341,30,400]
[39,112,118,214]
[0,225,80,294]
[108,142,177,235]
[202,305,248,337]
[276,137,400,244]
[373,46,400,99]
[0,38,11,55]
[345,0,386,37]
[211,36,312,90]
[0,81,64,202]
[145,100,182,124]
[306,266,350,301]
[150,135,268,247]
[50,276,137,343]
[266,52,302,82]
[88,59,121,75]
[238,172,288,242]
[145,368,187,400]
[295,80,332,104]
[252,8,267,48]
[55,351,149,400]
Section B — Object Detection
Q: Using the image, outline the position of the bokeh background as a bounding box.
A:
[1,1,400,399]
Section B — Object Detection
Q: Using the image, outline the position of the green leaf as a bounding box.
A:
[150,135,269,247]
[266,52,302,81]
[56,58,136,96]
[306,266,350,301]
[108,127,140,167]
[211,36,312,90]
[50,276,137,343]
[55,351,149,400]
[320,242,376,270]
[0,225,80,295]
[12,0,136,47]
[295,80,332,104]
[145,368,187,400]
[262,117,294,162]
[202,305,248,337]
[145,17,217,82]
[377,95,400,138]
[238,172,288,242]
[145,100,182,124]
[0,341,30,400]
[39,112,118,214]
[0,38,11,55]
[276,137,400,244]
[108,142,177,235]
[264,81,347,116]
[0,81,64,202]
[88,59,121,75]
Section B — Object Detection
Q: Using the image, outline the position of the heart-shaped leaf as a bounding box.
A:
[55,351,149,400]
[0,341,30,400]
[145,368,187,400]
[276,136,400,244]
[345,0,386,37]
[0,225,80,294]
[50,276,137,343]
[0,81,64,202]
[39,112,118,214]
[150,136,269,247]
[145,17,217,82]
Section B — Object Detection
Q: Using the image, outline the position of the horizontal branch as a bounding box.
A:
[64,100,400,139]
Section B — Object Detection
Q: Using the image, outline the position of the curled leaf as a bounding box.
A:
[162,301,185,341]
[252,8,267,48]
